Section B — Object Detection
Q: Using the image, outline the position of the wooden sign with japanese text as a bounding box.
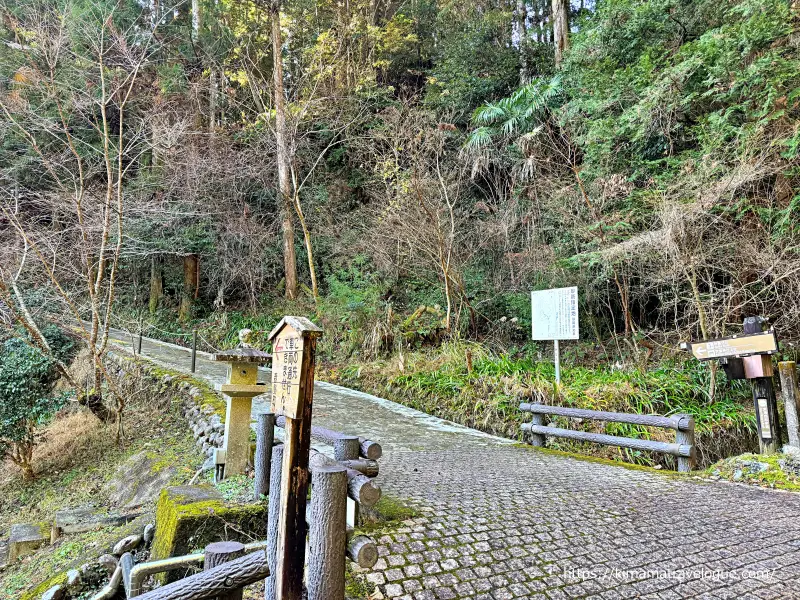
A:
[682,331,778,361]
[271,327,305,419]
[268,316,323,600]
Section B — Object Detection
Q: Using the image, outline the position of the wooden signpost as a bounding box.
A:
[680,330,778,361]
[268,316,322,600]
[681,317,781,454]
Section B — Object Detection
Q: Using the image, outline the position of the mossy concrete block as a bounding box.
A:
[151,485,267,583]
[8,523,49,561]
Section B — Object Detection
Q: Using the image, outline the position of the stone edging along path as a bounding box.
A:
[106,333,800,600]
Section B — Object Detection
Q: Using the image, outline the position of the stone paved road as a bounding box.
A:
[108,330,800,599]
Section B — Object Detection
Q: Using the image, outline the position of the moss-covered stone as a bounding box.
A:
[18,572,68,600]
[152,485,267,582]
[705,452,800,491]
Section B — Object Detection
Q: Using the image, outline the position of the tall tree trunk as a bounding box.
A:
[552,0,569,67]
[515,0,529,82]
[209,68,218,132]
[292,193,319,302]
[180,253,199,321]
[191,0,201,38]
[271,3,298,300]
[149,254,163,314]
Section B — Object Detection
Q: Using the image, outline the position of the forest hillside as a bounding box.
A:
[2,0,800,468]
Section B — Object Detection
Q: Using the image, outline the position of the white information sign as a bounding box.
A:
[531,287,579,341]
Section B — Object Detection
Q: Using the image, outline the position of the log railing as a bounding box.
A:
[119,415,382,600]
[519,403,696,472]
[260,413,381,600]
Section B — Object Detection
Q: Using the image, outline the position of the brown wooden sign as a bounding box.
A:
[267,316,323,600]
[271,329,304,419]
[681,331,778,361]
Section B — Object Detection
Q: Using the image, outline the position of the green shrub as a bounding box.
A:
[0,337,68,480]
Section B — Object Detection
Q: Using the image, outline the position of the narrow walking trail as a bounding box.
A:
[108,330,800,599]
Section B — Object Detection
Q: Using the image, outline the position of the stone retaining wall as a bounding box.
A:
[107,352,226,460]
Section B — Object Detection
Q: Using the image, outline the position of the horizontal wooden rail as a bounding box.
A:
[519,403,692,430]
[519,403,695,472]
[275,416,382,459]
[521,423,693,457]
[135,549,269,600]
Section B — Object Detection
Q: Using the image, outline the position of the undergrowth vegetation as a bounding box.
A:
[324,341,759,469]
[0,350,203,597]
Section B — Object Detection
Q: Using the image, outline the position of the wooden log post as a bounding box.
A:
[358,438,382,460]
[255,413,276,500]
[135,550,270,600]
[528,413,545,447]
[334,437,367,529]
[307,465,348,600]
[334,436,360,461]
[779,361,800,449]
[268,316,323,600]
[744,317,781,454]
[308,449,381,506]
[347,535,378,569]
[204,541,246,600]
[675,414,695,473]
[338,459,379,478]
[265,444,283,600]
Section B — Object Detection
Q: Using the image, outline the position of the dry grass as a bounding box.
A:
[0,383,202,532]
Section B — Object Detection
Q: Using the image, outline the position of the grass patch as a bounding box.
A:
[212,474,256,504]
[323,341,758,468]
[705,452,800,491]
[360,495,419,529]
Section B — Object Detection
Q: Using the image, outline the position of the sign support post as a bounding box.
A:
[680,317,781,455]
[554,339,561,384]
[268,316,323,600]
[743,317,781,454]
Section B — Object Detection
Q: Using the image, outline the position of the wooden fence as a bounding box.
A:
[519,403,696,472]
[109,415,382,600]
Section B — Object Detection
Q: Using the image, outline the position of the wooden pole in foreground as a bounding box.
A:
[779,361,800,449]
[265,444,283,600]
[268,317,322,600]
[204,541,245,600]
[307,465,347,600]
[255,413,276,499]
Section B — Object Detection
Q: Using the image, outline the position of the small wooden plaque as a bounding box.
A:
[271,328,305,418]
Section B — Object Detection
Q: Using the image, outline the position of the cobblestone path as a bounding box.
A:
[109,330,800,599]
